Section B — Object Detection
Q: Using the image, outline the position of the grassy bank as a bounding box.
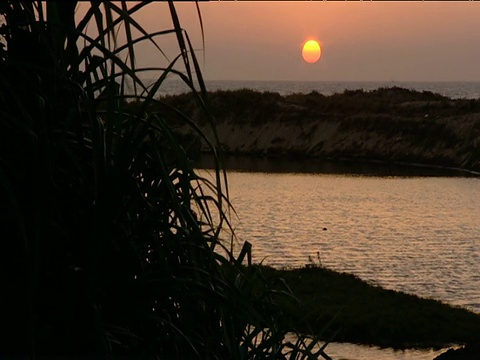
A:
[157,87,480,173]
[259,265,480,349]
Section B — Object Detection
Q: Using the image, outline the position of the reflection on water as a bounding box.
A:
[197,157,479,360]
[280,333,453,360]
[320,342,449,360]
[197,157,480,314]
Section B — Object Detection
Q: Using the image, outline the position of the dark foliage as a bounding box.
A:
[0,2,327,359]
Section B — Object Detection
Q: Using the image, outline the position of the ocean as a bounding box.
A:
[150,78,480,99]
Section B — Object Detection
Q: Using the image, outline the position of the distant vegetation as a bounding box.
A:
[158,87,480,173]
[162,87,480,121]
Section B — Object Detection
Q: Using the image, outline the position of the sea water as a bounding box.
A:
[150,78,480,99]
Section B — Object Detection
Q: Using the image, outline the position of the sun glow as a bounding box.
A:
[302,40,322,64]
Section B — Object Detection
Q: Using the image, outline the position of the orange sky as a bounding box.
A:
[126,2,480,81]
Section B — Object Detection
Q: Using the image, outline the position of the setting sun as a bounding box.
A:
[302,40,322,64]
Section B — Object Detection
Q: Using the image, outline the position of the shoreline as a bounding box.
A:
[159,87,480,174]
[196,152,480,177]
[154,79,480,100]
[260,265,480,351]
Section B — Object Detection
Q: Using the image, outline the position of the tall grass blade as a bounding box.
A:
[0,1,327,358]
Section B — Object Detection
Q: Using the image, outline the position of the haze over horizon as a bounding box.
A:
[130,2,480,83]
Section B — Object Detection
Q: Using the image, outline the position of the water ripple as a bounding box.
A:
[220,171,480,313]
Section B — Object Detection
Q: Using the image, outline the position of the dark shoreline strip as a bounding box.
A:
[260,265,480,350]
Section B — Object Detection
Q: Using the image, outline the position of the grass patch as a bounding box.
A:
[158,87,480,173]
[260,266,480,349]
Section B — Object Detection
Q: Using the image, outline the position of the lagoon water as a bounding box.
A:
[185,80,480,359]
[210,159,480,313]
[198,157,479,360]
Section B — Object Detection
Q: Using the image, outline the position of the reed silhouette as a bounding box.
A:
[0,2,325,358]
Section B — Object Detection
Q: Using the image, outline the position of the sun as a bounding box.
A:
[302,40,322,64]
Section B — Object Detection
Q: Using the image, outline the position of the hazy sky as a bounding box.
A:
[133,2,480,82]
